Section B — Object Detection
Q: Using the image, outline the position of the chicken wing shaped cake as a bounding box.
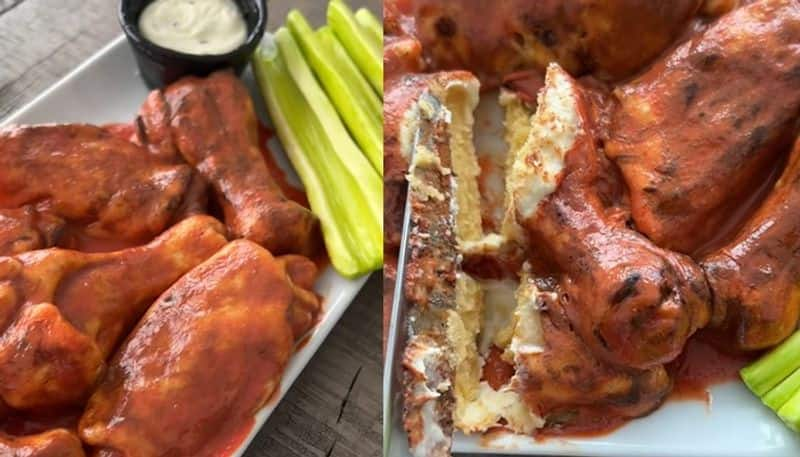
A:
[386,0,800,455]
[0,69,325,456]
[79,240,319,457]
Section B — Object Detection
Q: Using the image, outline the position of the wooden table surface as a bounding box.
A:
[0,1,382,456]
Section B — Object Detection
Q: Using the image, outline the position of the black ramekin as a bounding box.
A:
[119,0,268,88]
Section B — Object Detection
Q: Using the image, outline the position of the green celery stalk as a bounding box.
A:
[778,388,800,432]
[251,33,382,278]
[316,26,382,173]
[327,0,383,94]
[741,330,800,396]
[274,27,382,224]
[354,7,382,54]
[287,11,383,175]
[763,367,800,411]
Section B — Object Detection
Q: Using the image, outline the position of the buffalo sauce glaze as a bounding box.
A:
[517,336,754,442]
[386,3,770,446]
[482,345,515,390]
[256,123,310,208]
[0,407,82,437]
[58,225,149,253]
[667,333,756,402]
[691,151,789,258]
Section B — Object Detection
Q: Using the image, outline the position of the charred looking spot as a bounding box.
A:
[748,125,769,153]
[654,160,677,178]
[659,282,674,303]
[519,14,557,47]
[698,52,720,69]
[534,28,558,47]
[511,31,525,47]
[683,82,699,107]
[787,64,800,80]
[593,327,610,350]
[611,273,641,305]
[434,16,457,38]
[135,116,149,144]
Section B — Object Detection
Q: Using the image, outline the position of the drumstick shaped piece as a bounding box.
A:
[0,429,85,457]
[703,136,800,350]
[508,64,710,370]
[0,215,228,410]
[79,240,319,457]
[0,207,64,256]
[165,70,320,256]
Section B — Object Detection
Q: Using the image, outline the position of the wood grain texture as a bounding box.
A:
[0,1,382,457]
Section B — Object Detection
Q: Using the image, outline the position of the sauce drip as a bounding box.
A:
[534,410,629,439]
[667,333,756,401]
[482,345,515,390]
[207,417,255,457]
[477,156,503,233]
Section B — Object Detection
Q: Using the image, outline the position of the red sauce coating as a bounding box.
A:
[58,224,147,253]
[0,408,82,437]
[668,334,755,401]
[526,335,754,442]
[535,410,629,439]
[482,345,515,390]
[212,418,255,457]
[257,123,310,209]
[295,333,313,351]
[477,156,502,233]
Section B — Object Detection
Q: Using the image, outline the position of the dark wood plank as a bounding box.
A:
[0,1,383,457]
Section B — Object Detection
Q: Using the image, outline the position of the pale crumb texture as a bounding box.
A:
[439,78,483,244]
[499,89,534,242]
[508,63,582,220]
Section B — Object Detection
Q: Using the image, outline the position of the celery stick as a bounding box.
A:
[355,7,382,54]
[327,0,383,94]
[778,389,800,432]
[316,26,382,173]
[764,368,800,411]
[274,27,381,223]
[251,34,382,278]
[741,331,800,396]
[287,11,382,174]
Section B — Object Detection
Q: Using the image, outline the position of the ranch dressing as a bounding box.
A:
[139,0,248,55]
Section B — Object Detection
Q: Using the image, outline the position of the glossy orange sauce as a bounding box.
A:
[477,156,503,233]
[256,123,310,208]
[0,407,81,436]
[295,333,313,351]
[102,123,138,143]
[534,412,630,440]
[477,334,754,445]
[482,345,515,390]
[58,224,147,253]
[692,151,788,258]
[667,333,756,402]
[523,336,754,443]
[207,418,255,457]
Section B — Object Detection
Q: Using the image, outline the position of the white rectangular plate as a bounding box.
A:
[383,93,800,457]
[2,35,369,456]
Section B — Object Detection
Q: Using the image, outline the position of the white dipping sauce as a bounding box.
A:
[139,0,248,55]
